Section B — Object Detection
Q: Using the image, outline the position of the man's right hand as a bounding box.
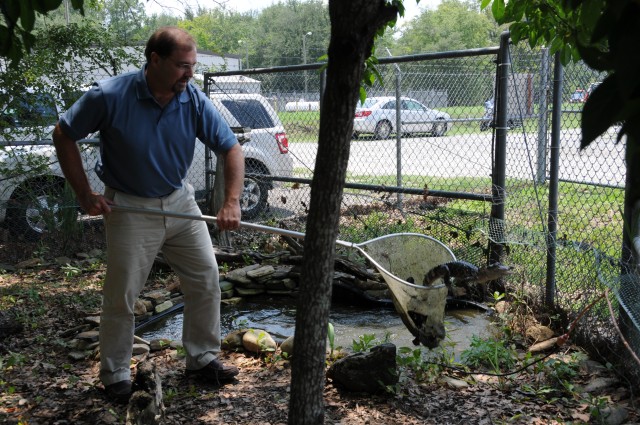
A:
[77,192,113,216]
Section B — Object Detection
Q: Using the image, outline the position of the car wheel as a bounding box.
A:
[373,121,392,139]
[241,166,269,219]
[7,179,78,241]
[432,118,447,137]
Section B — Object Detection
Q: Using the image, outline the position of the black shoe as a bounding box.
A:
[186,359,239,384]
[104,380,132,404]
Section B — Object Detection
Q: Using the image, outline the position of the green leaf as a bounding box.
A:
[480,0,492,10]
[4,0,21,22]
[20,1,36,33]
[509,22,528,44]
[504,0,525,22]
[359,87,367,105]
[492,0,506,23]
[560,45,573,66]
[576,42,611,71]
[581,76,622,149]
[41,0,63,12]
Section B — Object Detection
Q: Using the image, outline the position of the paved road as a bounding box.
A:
[287,126,626,188]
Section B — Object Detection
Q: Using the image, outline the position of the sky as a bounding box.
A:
[143,0,442,26]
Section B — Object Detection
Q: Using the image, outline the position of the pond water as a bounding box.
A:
[137,296,496,358]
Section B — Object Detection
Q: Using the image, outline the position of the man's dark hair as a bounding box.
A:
[144,27,196,62]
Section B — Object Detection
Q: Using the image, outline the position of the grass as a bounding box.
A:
[325,172,624,307]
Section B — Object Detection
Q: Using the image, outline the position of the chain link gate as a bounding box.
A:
[202,38,636,383]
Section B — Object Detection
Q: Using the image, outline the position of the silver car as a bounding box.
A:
[353,96,452,139]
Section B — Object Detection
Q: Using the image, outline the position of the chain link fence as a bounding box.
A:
[1,37,637,384]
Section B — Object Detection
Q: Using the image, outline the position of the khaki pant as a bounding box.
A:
[100,183,220,386]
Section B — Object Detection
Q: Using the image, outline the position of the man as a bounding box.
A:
[53,26,244,403]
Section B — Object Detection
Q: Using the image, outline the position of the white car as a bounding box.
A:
[0,91,293,239]
[352,96,452,139]
[205,93,293,219]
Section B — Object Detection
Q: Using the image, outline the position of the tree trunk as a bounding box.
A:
[287,2,398,424]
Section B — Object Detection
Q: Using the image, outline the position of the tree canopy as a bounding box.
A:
[399,0,500,53]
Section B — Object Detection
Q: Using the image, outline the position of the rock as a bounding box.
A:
[54,256,74,265]
[0,308,23,339]
[149,339,172,352]
[221,297,244,306]
[327,343,398,393]
[246,265,275,280]
[280,336,294,356]
[0,263,15,272]
[235,287,265,296]
[226,264,262,285]
[154,300,173,314]
[145,290,170,303]
[15,258,44,269]
[364,289,390,300]
[601,405,629,425]
[68,351,89,360]
[525,324,554,342]
[76,330,100,342]
[528,337,558,353]
[222,330,246,351]
[84,316,101,326]
[134,300,148,316]
[441,376,469,389]
[242,329,277,353]
[494,300,508,314]
[581,376,620,394]
[219,280,234,292]
[132,343,150,356]
[221,289,235,299]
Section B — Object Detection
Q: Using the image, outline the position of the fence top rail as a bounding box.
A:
[204,46,500,79]
[0,138,99,147]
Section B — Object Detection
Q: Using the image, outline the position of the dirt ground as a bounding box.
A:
[0,238,639,424]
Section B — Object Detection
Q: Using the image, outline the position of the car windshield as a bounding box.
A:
[220,99,275,129]
[360,98,381,109]
[0,92,58,128]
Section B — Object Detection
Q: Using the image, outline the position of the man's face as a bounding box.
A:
[159,47,197,94]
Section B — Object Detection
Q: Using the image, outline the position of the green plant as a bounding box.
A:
[351,333,379,352]
[61,264,82,279]
[0,351,26,370]
[492,291,505,302]
[232,317,249,328]
[397,347,433,382]
[460,335,518,373]
[327,322,336,358]
[164,387,179,403]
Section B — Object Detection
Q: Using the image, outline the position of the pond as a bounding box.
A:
[137,296,496,359]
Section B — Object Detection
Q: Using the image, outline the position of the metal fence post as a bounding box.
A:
[545,52,563,307]
[536,48,550,184]
[488,32,510,280]
[393,62,403,209]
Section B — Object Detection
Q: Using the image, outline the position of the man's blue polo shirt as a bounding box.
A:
[58,67,238,198]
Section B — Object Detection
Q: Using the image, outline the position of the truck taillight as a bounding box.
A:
[275,132,289,154]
